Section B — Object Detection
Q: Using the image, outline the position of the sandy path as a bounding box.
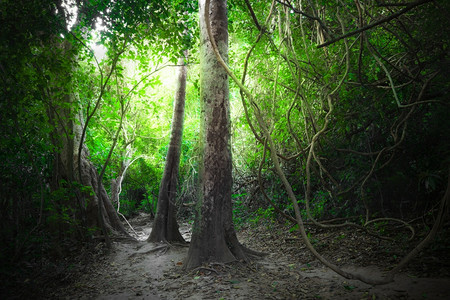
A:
[45,213,450,299]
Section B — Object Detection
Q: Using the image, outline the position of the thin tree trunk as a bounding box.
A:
[147,54,187,243]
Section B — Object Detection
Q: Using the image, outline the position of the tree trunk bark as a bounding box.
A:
[70,113,129,237]
[48,41,129,240]
[147,54,187,243]
[184,0,248,269]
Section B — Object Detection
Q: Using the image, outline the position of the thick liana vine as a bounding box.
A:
[205,0,448,285]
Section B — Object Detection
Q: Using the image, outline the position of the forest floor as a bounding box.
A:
[9,212,450,299]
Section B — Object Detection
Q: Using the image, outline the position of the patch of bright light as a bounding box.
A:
[95,16,106,32]
[62,0,78,31]
[89,34,107,62]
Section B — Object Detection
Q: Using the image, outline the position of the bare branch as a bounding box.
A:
[244,0,262,31]
[317,0,434,48]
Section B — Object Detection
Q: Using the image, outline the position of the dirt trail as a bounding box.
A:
[45,213,450,299]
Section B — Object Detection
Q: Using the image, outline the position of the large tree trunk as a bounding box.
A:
[148,54,187,243]
[184,0,248,269]
[60,111,129,237]
[48,41,129,240]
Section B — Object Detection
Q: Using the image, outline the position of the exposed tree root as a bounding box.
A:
[365,218,415,241]
[192,267,220,275]
[241,243,269,259]
[128,244,169,258]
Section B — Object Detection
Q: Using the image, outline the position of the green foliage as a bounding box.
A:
[0,0,204,275]
[310,191,327,219]
[249,207,276,227]
[232,192,248,229]
[1,0,449,277]
[116,159,162,216]
[226,0,450,227]
[138,193,158,215]
[117,198,136,217]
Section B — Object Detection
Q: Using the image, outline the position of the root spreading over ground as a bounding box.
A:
[8,213,450,299]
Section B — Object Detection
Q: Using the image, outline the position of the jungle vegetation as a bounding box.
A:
[1,0,449,292]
